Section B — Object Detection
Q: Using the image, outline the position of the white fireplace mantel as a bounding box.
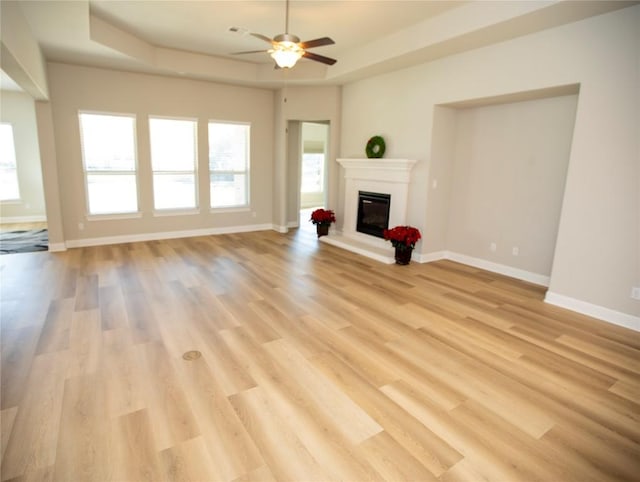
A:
[336,158,417,183]
[321,158,418,263]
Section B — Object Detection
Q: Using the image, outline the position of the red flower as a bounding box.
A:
[310,208,336,225]
[383,225,422,249]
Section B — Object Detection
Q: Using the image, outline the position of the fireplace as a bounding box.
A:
[357,191,391,238]
[321,158,417,264]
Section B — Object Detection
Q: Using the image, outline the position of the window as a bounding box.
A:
[149,117,197,210]
[208,122,249,208]
[301,152,325,193]
[0,123,20,201]
[79,113,138,215]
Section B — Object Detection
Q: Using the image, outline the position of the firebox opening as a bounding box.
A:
[357,191,391,239]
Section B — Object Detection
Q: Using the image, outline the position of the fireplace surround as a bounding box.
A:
[321,158,417,263]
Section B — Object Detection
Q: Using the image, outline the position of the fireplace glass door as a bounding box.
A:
[356,191,391,238]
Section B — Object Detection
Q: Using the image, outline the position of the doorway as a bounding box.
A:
[0,84,48,254]
[299,121,329,231]
[300,122,329,210]
[286,120,330,229]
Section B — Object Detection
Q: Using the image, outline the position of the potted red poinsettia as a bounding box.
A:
[383,225,422,265]
[310,208,336,238]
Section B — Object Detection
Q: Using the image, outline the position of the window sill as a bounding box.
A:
[210,206,250,214]
[153,208,200,217]
[87,212,143,221]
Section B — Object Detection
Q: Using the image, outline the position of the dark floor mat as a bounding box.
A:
[0,229,49,254]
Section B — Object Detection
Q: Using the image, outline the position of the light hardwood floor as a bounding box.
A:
[0,222,47,233]
[1,227,639,481]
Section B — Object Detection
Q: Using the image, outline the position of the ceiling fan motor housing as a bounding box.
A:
[274,33,301,44]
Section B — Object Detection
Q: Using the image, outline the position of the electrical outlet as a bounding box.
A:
[78,222,84,231]
[632,287,640,301]
[490,242,497,252]
[252,211,257,218]
[512,246,519,256]
[432,179,438,189]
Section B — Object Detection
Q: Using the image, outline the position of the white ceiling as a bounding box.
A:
[9,0,640,88]
[20,1,463,64]
[91,1,465,61]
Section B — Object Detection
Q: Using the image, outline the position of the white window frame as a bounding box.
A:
[149,115,199,214]
[79,111,140,218]
[0,122,21,202]
[208,120,250,210]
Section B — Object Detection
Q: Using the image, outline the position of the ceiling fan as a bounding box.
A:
[232,0,337,69]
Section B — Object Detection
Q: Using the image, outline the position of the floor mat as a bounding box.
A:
[0,229,49,254]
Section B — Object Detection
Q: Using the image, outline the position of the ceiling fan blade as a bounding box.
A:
[302,51,337,66]
[250,33,274,45]
[299,37,335,49]
[231,50,270,55]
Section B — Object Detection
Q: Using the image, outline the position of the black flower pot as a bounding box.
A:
[394,246,413,265]
[316,223,330,238]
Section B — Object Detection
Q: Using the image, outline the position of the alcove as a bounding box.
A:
[427,84,580,284]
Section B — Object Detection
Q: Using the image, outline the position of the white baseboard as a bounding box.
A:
[419,250,550,286]
[545,291,640,332]
[414,250,448,264]
[286,221,299,229]
[65,223,275,248]
[48,242,67,252]
[419,250,638,332]
[273,224,289,233]
[320,234,395,264]
[445,252,550,286]
[323,243,549,286]
[1,215,47,224]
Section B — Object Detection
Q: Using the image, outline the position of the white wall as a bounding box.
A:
[424,106,456,254]
[446,94,578,278]
[286,120,301,226]
[340,6,640,323]
[46,63,275,244]
[34,101,64,249]
[273,86,341,232]
[0,90,46,222]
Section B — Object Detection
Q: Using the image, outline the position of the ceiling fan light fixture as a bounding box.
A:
[270,41,304,68]
[232,1,336,68]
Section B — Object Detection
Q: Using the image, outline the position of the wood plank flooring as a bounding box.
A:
[1,227,639,481]
[0,222,48,233]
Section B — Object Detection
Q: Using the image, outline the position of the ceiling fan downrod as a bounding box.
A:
[273,0,300,44]
[285,0,290,34]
